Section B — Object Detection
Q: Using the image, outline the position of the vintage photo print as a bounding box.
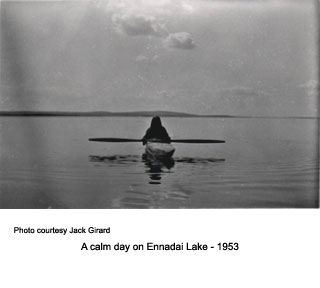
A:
[0,0,319,208]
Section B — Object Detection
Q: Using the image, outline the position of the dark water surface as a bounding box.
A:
[0,117,318,208]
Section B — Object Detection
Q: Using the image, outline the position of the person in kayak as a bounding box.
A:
[142,116,171,145]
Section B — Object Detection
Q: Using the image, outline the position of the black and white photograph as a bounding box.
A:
[0,0,319,209]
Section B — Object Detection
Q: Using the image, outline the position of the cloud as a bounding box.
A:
[299,80,318,89]
[218,86,273,106]
[207,86,275,115]
[299,80,319,96]
[220,86,270,97]
[105,1,197,50]
[135,54,160,62]
[105,0,197,17]
[135,54,149,62]
[164,32,196,49]
[112,13,166,36]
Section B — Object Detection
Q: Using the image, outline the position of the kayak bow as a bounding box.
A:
[145,142,175,159]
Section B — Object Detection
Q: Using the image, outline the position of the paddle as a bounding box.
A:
[89,138,225,143]
[170,139,225,143]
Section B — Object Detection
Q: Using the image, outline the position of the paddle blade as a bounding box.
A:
[89,138,225,143]
[89,138,142,142]
[171,139,225,143]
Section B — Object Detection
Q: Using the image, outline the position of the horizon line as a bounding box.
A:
[0,110,318,119]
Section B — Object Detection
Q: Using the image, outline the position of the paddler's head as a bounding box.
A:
[150,116,162,129]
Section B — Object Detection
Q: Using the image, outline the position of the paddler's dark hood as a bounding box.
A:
[150,116,162,129]
[142,116,171,144]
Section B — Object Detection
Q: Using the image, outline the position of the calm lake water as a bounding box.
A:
[0,117,318,208]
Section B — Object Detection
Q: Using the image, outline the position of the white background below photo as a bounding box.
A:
[0,210,319,288]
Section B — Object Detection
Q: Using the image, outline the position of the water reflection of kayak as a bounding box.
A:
[145,142,175,160]
[142,145,175,184]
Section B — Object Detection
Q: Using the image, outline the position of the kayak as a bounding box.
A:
[145,142,175,159]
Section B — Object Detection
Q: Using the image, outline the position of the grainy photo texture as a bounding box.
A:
[0,0,319,208]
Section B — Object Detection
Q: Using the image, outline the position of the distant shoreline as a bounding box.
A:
[0,111,317,119]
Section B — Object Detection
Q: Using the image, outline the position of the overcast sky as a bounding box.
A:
[0,0,318,116]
